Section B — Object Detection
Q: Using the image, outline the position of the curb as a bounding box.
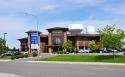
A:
[27,61,125,66]
[0,72,26,77]
[0,60,11,62]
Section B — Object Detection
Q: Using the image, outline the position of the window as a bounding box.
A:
[53,36,63,45]
[52,30,63,34]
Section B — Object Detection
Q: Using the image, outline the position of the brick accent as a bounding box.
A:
[48,33,52,53]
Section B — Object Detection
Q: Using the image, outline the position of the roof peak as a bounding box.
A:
[25,30,41,33]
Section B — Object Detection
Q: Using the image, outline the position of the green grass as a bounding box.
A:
[39,55,125,63]
[0,56,11,60]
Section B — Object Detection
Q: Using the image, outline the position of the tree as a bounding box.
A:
[13,47,16,51]
[97,25,125,49]
[9,47,17,51]
[63,40,72,52]
[88,40,99,52]
[0,38,8,54]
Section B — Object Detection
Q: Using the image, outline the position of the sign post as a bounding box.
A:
[26,30,41,56]
[30,33,39,49]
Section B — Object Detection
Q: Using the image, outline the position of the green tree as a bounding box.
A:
[13,47,16,51]
[63,40,72,52]
[0,38,7,54]
[88,40,99,52]
[97,25,125,49]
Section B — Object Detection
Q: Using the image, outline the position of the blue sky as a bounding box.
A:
[0,0,125,48]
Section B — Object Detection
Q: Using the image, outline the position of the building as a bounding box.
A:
[18,27,100,53]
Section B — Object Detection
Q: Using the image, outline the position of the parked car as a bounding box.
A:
[117,47,125,52]
[5,51,20,56]
[0,53,6,57]
[20,51,28,54]
[100,48,118,53]
[100,48,107,53]
[84,49,91,53]
[78,49,83,53]
[5,51,14,56]
[78,49,91,53]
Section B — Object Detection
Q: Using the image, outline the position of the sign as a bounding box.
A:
[30,33,39,49]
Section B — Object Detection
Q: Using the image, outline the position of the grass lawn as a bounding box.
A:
[0,56,11,60]
[39,55,125,63]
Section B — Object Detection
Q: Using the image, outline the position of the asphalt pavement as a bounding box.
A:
[0,61,125,77]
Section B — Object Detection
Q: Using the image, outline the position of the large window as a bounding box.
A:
[53,36,63,45]
[52,30,63,34]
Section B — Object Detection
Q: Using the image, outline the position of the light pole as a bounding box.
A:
[4,33,7,47]
[4,33,7,41]
[24,13,39,31]
[24,13,40,56]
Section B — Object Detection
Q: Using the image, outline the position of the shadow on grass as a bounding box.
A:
[95,55,120,61]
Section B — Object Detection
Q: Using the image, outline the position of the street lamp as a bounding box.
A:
[4,33,7,41]
[24,13,39,31]
[4,33,7,46]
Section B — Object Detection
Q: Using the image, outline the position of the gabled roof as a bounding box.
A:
[18,37,28,41]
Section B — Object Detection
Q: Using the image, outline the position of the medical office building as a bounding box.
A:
[18,25,100,53]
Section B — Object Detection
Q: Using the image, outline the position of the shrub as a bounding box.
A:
[11,54,29,60]
[24,54,29,58]
[88,40,99,52]
[15,55,20,59]
[32,53,38,57]
[124,52,125,55]
[19,54,24,58]
[63,40,72,52]
[11,55,16,60]
[57,51,67,54]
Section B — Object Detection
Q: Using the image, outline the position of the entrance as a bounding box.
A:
[52,46,63,53]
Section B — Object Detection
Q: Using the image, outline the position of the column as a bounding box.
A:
[64,32,67,43]
[38,35,41,56]
[48,33,52,53]
[28,34,31,56]
[76,40,80,50]
[19,44,22,51]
